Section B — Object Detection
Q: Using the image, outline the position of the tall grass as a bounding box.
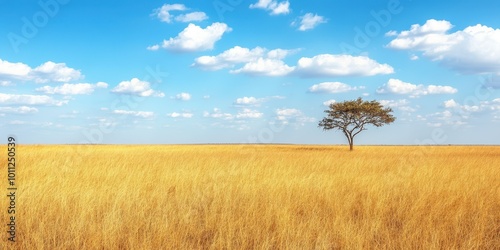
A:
[1,145,499,249]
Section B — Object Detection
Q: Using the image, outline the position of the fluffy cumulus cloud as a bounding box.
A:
[295,54,394,77]
[36,82,108,95]
[0,59,82,83]
[192,46,299,75]
[153,4,208,23]
[174,92,191,101]
[0,106,38,114]
[111,78,164,97]
[150,22,231,52]
[167,112,193,118]
[112,110,154,119]
[195,49,392,78]
[377,79,457,98]
[443,99,459,108]
[293,13,327,31]
[31,61,82,83]
[275,108,315,126]
[230,58,294,76]
[0,59,31,79]
[387,19,500,74]
[308,82,364,93]
[0,93,68,106]
[276,108,301,117]
[379,99,417,112]
[193,46,266,70]
[323,99,336,107]
[250,0,290,15]
[235,96,261,106]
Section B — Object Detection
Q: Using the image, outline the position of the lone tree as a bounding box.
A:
[318,98,395,151]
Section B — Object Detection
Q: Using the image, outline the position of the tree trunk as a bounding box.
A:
[344,131,354,151]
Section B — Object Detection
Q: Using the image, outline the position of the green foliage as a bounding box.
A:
[318,98,396,150]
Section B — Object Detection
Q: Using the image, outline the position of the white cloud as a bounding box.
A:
[153,23,231,52]
[235,96,261,106]
[425,109,468,127]
[275,108,315,126]
[295,54,394,77]
[276,108,301,118]
[32,61,82,83]
[112,110,154,119]
[193,46,265,70]
[111,78,164,97]
[203,108,234,120]
[167,112,193,118]
[230,58,294,76]
[236,108,263,119]
[154,4,186,23]
[0,80,12,86]
[0,106,38,114]
[175,92,191,101]
[294,13,327,31]
[36,82,108,95]
[153,4,207,23]
[428,98,500,126]
[267,48,298,60]
[442,99,500,113]
[377,79,457,98]
[0,59,31,79]
[309,82,363,93]
[0,59,82,83]
[174,12,208,22]
[379,99,417,112]
[234,96,284,107]
[250,0,290,15]
[195,51,391,78]
[385,30,398,37]
[387,19,500,74]
[323,99,336,107]
[0,93,68,106]
[443,99,459,108]
[193,46,299,72]
[146,45,160,51]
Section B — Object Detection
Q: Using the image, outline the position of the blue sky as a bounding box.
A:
[1,0,499,144]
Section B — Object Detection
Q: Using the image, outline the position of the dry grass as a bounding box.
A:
[1,145,499,249]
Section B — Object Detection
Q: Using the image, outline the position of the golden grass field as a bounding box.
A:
[1,145,499,249]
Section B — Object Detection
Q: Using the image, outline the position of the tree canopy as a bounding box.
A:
[318,98,396,150]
